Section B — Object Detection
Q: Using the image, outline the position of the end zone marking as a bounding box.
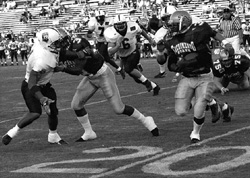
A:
[89,125,250,178]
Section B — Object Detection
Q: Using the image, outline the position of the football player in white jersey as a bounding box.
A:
[2,28,70,146]
[87,10,125,79]
[104,14,160,96]
[18,37,29,65]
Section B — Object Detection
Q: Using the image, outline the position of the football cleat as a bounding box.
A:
[2,134,12,145]
[153,85,160,96]
[119,69,126,79]
[76,131,97,142]
[190,131,200,144]
[49,139,68,145]
[154,72,166,78]
[222,104,234,122]
[151,128,159,136]
[137,63,143,72]
[143,80,153,92]
[210,101,222,123]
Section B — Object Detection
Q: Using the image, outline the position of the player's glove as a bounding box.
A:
[40,97,55,115]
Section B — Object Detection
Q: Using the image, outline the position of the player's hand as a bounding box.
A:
[117,36,124,47]
[54,63,65,72]
[40,97,55,115]
[150,38,156,47]
[220,87,229,95]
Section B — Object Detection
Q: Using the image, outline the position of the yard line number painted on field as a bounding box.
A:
[12,145,250,176]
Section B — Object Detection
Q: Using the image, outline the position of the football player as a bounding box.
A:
[165,11,234,143]
[0,38,7,66]
[212,47,250,96]
[8,38,19,66]
[87,10,125,79]
[55,36,159,141]
[2,28,69,145]
[18,37,29,65]
[104,14,160,96]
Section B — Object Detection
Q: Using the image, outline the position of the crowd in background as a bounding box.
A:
[0,0,249,67]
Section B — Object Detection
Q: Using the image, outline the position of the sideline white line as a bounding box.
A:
[89,125,250,178]
[0,86,177,124]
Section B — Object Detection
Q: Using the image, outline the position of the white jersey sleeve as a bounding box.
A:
[154,27,170,44]
[25,42,58,85]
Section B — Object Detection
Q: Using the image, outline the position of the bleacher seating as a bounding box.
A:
[0,0,242,36]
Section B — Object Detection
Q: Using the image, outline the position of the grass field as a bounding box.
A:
[1,58,250,178]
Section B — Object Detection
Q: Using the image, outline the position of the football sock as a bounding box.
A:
[151,82,157,88]
[7,125,20,138]
[131,108,144,121]
[48,130,61,142]
[77,114,93,134]
[222,103,228,111]
[192,118,204,135]
[139,75,147,83]
[208,99,216,106]
[159,64,165,73]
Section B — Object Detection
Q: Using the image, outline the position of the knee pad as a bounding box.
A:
[74,108,87,117]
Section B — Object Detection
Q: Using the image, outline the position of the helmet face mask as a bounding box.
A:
[113,14,127,34]
[168,11,192,36]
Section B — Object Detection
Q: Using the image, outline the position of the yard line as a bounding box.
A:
[0,86,177,124]
[89,125,250,178]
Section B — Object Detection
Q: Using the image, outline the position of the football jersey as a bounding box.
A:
[88,17,113,42]
[25,42,58,85]
[18,41,29,51]
[212,55,250,80]
[0,40,6,50]
[166,22,217,76]
[104,21,142,57]
[8,41,18,50]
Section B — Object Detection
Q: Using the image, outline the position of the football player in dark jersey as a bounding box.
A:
[164,10,234,143]
[55,37,159,142]
[212,47,250,95]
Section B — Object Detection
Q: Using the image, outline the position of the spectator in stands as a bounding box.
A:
[31,0,37,7]
[39,6,48,17]
[218,8,243,54]
[202,2,212,19]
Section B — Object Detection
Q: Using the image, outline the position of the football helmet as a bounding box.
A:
[113,14,127,34]
[37,28,70,52]
[219,47,235,68]
[95,10,105,25]
[168,10,192,35]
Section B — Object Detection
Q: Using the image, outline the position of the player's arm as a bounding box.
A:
[107,36,124,56]
[141,30,155,46]
[28,70,55,114]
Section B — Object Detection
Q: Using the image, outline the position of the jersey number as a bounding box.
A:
[98,27,105,37]
[121,38,130,49]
